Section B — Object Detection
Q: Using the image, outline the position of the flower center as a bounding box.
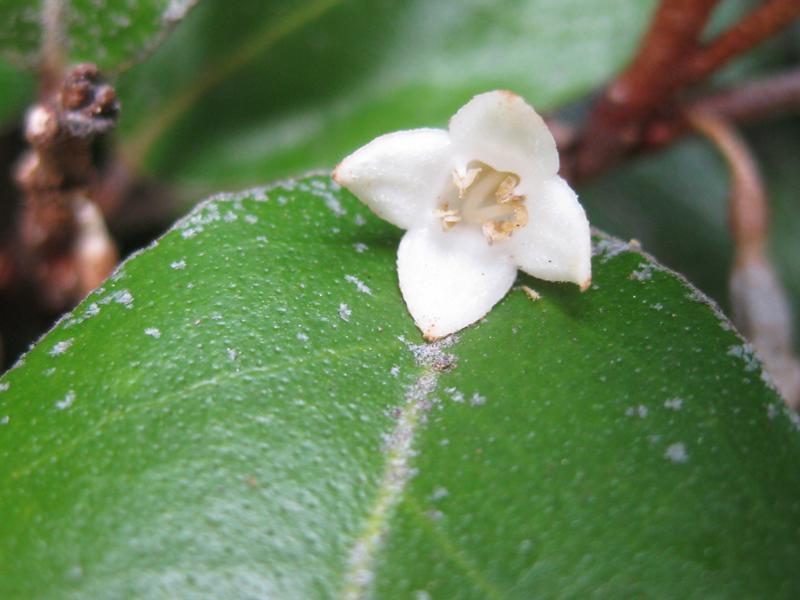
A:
[435,161,527,244]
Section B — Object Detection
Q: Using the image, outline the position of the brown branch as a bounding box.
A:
[687,67,800,122]
[39,0,67,95]
[12,64,121,311]
[680,0,800,86]
[687,110,767,255]
[572,0,720,178]
[635,68,800,152]
[570,0,800,181]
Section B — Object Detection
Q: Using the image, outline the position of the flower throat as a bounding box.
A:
[436,160,528,244]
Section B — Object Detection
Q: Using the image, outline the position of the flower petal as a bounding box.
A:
[397,225,517,340]
[448,90,558,184]
[507,176,591,288]
[332,128,452,230]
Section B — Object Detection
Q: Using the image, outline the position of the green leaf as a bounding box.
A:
[0,60,33,125]
[116,0,658,187]
[581,117,800,348]
[0,0,199,71]
[1,175,799,598]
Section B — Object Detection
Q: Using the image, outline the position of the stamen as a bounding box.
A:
[439,163,528,243]
[512,204,528,228]
[482,221,507,244]
[452,167,481,199]
[435,204,462,231]
[441,214,461,230]
[495,175,521,204]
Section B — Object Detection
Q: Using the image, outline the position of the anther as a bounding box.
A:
[441,163,527,242]
[495,175,521,204]
[452,167,481,199]
[435,204,462,231]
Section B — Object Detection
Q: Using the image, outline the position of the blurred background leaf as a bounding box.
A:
[115,0,659,187]
[0,0,198,72]
[0,60,33,125]
[111,0,799,346]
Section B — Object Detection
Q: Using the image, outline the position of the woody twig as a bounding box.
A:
[565,0,800,181]
[12,63,120,311]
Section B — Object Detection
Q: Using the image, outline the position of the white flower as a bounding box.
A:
[333,90,591,341]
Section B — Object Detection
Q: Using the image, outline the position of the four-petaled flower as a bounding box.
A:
[333,90,591,340]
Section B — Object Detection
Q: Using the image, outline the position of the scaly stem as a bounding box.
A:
[573,0,720,177]
[570,0,800,181]
[688,67,800,123]
[12,64,120,310]
[633,68,800,151]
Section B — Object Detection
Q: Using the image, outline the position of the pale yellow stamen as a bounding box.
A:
[452,167,481,199]
[441,215,461,230]
[437,163,527,243]
[495,175,522,204]
[434,204,462,231]
[513,204,528,228]
[481,221,505,243]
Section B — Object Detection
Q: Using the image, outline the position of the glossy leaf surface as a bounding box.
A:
[1,176,799,598]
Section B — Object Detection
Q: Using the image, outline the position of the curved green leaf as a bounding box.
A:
[1,176,799,598]
[117,0,658,186]
[0,0,199,71]
[581,118,800,347]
